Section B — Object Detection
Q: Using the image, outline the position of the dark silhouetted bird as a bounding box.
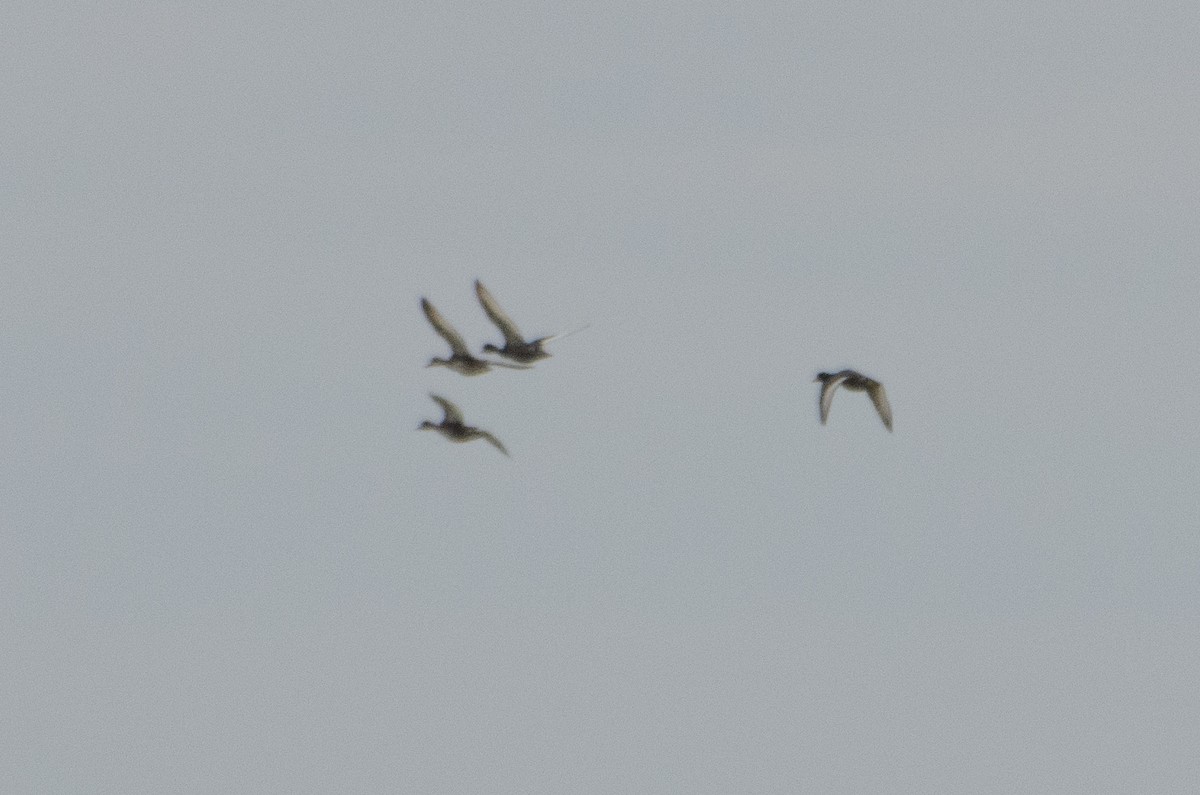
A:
[815,370,893,431]
[418,394,509,456]
[475,280,585,363]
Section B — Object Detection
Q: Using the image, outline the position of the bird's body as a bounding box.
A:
[418,394,509,456]
[475,280,579,363]
[815,370,893,431]
[421,297,530,375]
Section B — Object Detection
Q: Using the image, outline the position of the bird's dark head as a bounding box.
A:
[815,372,832,383]
[426,357,445,368]
[481,343,500,354]
[417,420,437,431]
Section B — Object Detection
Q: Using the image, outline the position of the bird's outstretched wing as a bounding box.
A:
[474,280,525,346]
[421,298,471,356]
[486,359,532,370]
[867,382,893,432]
[480,431,509,456]
[429,394,465,425]
[818,372,850,425]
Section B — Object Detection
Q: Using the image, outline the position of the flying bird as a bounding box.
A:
[421,297,530,375]
[815,370,893,431]
[474,279,586,363]
[418,394,509,456]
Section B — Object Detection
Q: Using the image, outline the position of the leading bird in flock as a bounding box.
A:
[474,279,586,364]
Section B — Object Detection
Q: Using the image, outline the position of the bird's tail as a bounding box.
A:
[539,324,591,344]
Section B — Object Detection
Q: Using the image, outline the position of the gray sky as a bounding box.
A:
[4,2,1199,792]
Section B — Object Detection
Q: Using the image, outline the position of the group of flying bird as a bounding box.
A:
[418,280,584,456]
[419,281,892,457]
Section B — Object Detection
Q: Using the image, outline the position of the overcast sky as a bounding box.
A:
[4,2,1200,792]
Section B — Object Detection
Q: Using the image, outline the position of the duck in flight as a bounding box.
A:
[474,280,586,364]
[418,394,509,456]
[421,297,530,375]
[815,370,893,432]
